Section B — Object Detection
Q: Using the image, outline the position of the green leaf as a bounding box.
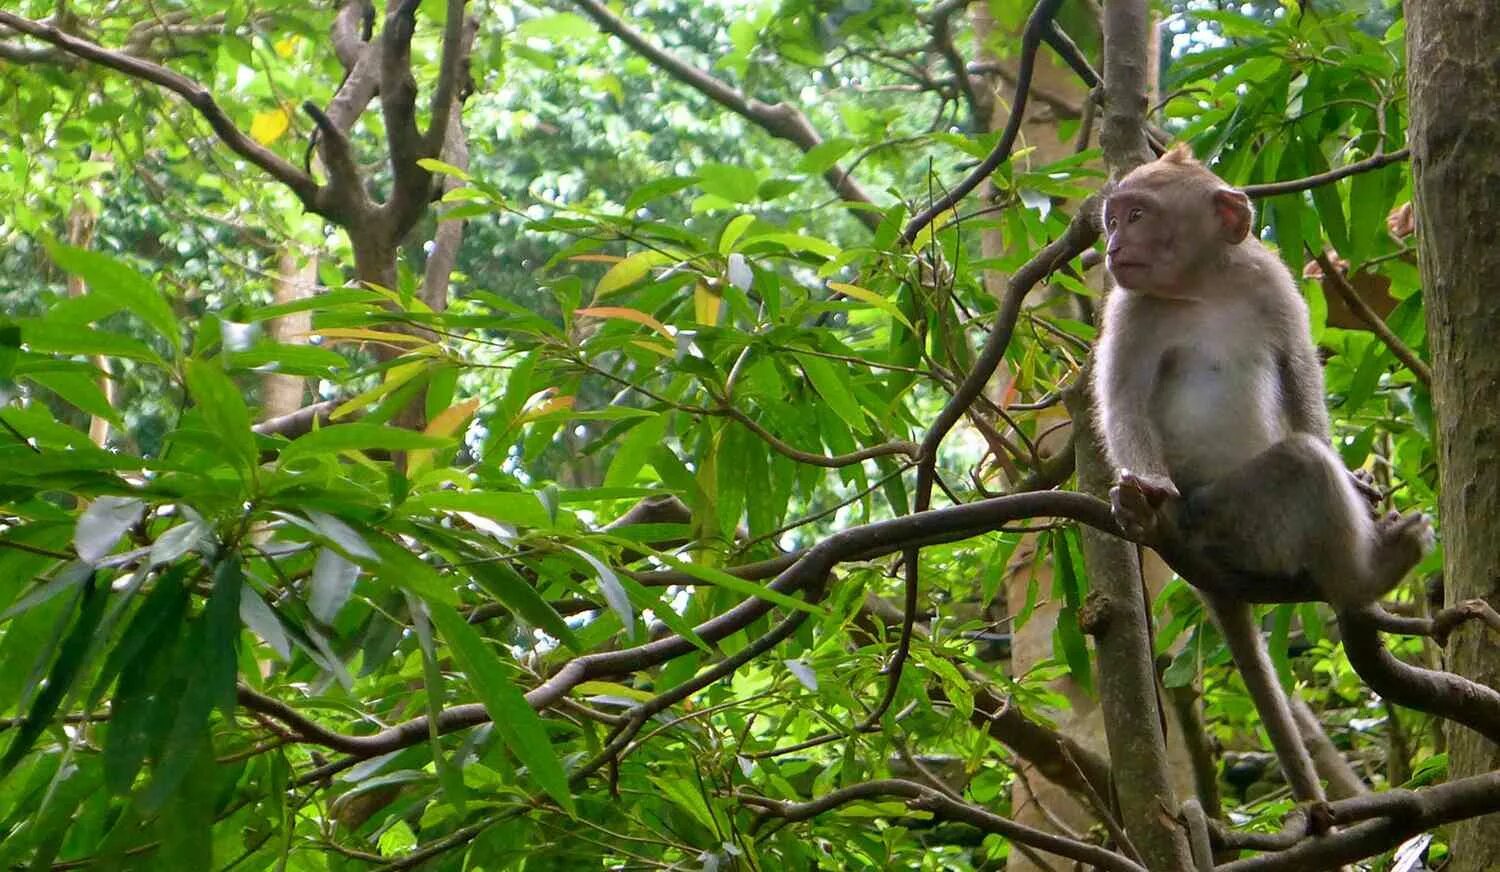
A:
[18,319,163,365]
[568,546,634,639]
[1054,606,1093,695]
[517,12,597,42]
[646,551,827,616]
[367,537,460,605]
[426,603,576,814]
[593,250,675,299]
[467,561,582,652]
[278,423,450,465]
[183,359,256,473]
[719,214,757,255]
[745,232,840,259]
[795,354,868,435]
[25,370,124,426]
[140,560,242,811]
[697,162,761,203]
[625,176,699,212]
[73,495,144,564]
[0,574,106,776]
[404,490,553,529]
[796,138,856,174]
[44,242,181,353]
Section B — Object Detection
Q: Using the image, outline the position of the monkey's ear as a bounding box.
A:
[1213,188,1253,243]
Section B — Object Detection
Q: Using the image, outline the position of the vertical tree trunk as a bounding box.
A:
[262,247,318,421]
[1406,2,1500,868]
[64,198,114,448]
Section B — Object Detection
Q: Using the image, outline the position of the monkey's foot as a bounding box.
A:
[1111,470,1179,542]
[1376,511,1435,573]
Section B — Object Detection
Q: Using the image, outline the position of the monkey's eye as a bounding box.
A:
[1107,217,1118,230]
[1128,207,1143,223]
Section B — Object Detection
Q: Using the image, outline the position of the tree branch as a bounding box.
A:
[1243,148,1410,199]
[1337,603,1500,745]
[741,779,1147,872]
[0,12,319,208]
[571,0,879,230]
[241,490,1121,760]
[1217,771,1500,871]
[902,0,1068,245]
[1311,248,1432,386]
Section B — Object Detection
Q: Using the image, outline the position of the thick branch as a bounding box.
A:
[902,0,1067,245]
[379,0,434,237]
[331,0,372,70]
[743,779,1145,872]
[422,0,471,157]
[251,399,338,438]
[1218,771,1500,871]
[1337,603,1500,745]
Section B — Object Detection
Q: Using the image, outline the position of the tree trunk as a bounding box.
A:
[1406,2,1500,868]
[262,247,318,421]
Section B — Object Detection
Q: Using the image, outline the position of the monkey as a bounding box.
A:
[1090,145,1433,802]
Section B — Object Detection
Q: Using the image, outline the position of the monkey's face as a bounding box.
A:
[1102,187,1186,294]
[1103,181,1253,297]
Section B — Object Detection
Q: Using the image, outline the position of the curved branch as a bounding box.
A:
[1363,598,1500,646]
[1311,248,1432,386]
[571,0,878,230]
[1243,148,1410,199]
[331,0,372,70]
[1217,772,1500,871]
[742,779,1146,872]
[717,405,919,468]
[0,12,319,208]
[902,0,1068,245]
[1336,603,1500,745]
[241,491,1120,759]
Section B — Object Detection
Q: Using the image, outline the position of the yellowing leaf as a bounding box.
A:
[311,327,429,347]
[331,361,426,421]
[568,254,623,264]
[576,306,674,341]
[407,398,481,476]
[415,158,472,182]
[574,681,656,703]
[593,250,674,299]
[630,339,675,357]
[274,36,298,58]
[828,281,914,330]
[693,281,722,327]
[518,394,574,424]
[424,398,481,438]
[250,108,291,145]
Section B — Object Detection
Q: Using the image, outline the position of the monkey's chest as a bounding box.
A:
[1151,344,1283,488]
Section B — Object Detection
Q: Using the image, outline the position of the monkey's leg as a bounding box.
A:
[1204,596,1327,803]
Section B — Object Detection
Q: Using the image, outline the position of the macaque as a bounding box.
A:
[1091,145,1432,801]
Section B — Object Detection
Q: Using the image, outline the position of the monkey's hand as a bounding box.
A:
[1110,470,1180,543]
[1350,469,1382,512]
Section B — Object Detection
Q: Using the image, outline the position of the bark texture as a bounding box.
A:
[1406,2,1500,868]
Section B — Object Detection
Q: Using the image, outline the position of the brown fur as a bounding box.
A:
[1091,149,1433,803]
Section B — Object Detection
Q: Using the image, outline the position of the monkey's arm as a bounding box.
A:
[1278,341,1382,507]
[1096,349,1172,483]
[1277,336,1331,439]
